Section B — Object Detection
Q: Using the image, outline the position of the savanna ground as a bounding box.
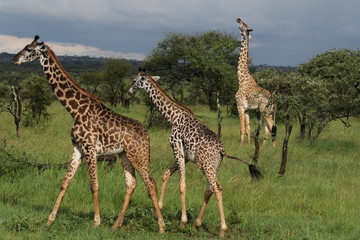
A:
[0,102,359,240]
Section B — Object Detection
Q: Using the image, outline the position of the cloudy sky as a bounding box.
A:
[0,0,359,66]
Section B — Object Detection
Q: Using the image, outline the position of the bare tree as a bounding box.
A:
[2,86,22,137]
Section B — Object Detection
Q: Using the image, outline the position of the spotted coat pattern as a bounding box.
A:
[235,18,276,146]
[12,36,164,233]
[128,69,244,237]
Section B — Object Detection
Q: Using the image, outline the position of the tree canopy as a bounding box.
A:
[144,31,239,110]
[255,48,360,139]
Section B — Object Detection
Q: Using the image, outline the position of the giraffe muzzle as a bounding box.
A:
[12,56,21,65]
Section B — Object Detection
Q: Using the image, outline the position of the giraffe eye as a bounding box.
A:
[24,47,32,52]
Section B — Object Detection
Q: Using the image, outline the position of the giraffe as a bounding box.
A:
[128,68,261,237]
[12,36,165,233]
[235,18,277,146]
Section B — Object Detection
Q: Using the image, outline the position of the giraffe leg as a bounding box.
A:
[262,123,270,146]
[137,165,165,233]
[170,140,187,228]
[245,113,251,144]
[197,157,227,237]
[212,179,227,238]
[178,157,187,227]
[194,182,212,228]
[84,149,101,226]
[158,163,179,210]
[263,115,276,147]
[237,105,246,144]
[112,153,137,230]
[47,146,82,225]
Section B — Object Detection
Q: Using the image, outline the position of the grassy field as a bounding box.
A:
[1,102,359,240]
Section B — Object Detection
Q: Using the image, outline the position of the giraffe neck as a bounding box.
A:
[143,77,194,125]
[237,33,256,86]
[39,49,102,119]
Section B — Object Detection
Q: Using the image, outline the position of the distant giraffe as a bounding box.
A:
[12,36,165,233]
[235,18,276,146]
[128,68,261,237]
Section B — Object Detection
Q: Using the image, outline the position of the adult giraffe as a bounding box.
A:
[235,18,277,146]
[128,68,261,237]
[12,36,165,233]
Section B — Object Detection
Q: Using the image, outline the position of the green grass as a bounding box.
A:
[1,101,359,239]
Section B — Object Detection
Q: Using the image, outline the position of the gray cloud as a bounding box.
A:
[0,35,145,60]
[0,0,359,65]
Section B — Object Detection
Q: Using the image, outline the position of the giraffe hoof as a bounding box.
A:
[112,224,120,230]
[179,222,186,228]
[47,214,56,225]
[159,226,165,234]
[219,228,227,238]
[158,219,165,234]
[194,219,202,228]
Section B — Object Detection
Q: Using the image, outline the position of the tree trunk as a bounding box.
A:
[3,86,22,137]
[204,90,217,111]
[307,121,313,140]
[297,112,306,139]
[216,91,222,137]
[279,115,293,176]
[12,86,22,137]
[252,112,262,164]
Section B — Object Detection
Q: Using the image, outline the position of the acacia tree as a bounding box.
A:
[144,31,239,110]
[256,49,360,141]
[1,84,22,136]
[78,59,132,107]
[144,33,190,103]
[298,49,360,138]
[78,71,103,96]
[101,59,132,107]
[254,69,299,174]
[21,76,53,126]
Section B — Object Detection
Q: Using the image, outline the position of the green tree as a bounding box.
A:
[101,59,132,107]
[298,49,360,138]
[144,31,239,110]
[21,76,53,126]
[255,69,302,174]
[256,49,360,140]
[144,33,188,103]
[78,71,103,96]
[0,82,10,102]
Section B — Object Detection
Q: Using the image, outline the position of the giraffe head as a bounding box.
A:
[12,35,47,65]
[128,68,160,94]
[236,18,253,37]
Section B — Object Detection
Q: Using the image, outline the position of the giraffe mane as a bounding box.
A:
[47,48,103,104]
[146,75,194,116]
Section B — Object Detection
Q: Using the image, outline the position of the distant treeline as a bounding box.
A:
[0,52,295,76]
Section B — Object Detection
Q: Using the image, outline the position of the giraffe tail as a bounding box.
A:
[271,125,277,140]
[223,153,262,180]
[248,164,262,180]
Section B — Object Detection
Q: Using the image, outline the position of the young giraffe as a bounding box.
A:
[12,36,165,233]
[235,18,277,146]
[128,68,261,237]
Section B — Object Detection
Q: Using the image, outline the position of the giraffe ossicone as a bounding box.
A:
[12,35,165,233]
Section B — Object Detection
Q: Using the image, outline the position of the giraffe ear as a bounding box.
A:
[152,76,160,81]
